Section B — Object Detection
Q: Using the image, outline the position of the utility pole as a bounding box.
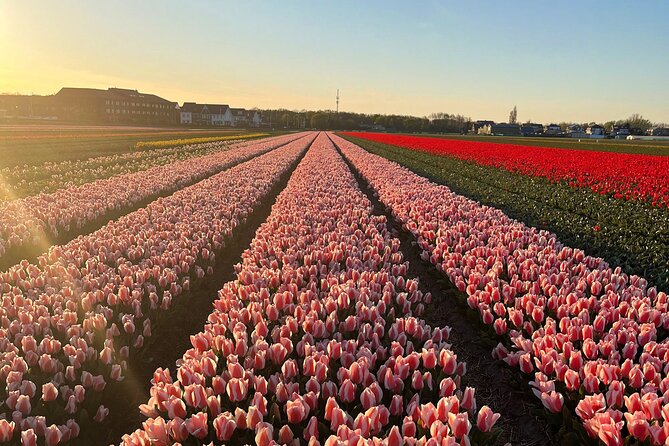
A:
[336,89,339,114]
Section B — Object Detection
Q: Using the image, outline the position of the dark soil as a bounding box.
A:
[329,134,560,446]
[91,140,312,446]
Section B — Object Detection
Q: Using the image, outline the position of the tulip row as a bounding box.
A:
[0,133,317,445]
[0,136,254,202]
[134,134,267,149]
[121,132,500,446]
[342,132,669,208]
[0,133,307,266]
[331,132,669,445]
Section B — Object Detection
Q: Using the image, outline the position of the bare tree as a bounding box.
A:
[509,105,518,124]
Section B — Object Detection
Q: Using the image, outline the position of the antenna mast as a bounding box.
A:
[336,89,339,113]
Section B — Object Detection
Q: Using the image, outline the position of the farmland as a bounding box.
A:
[0,124,269,166]
[0,129,668,446]
[393,133,669,156]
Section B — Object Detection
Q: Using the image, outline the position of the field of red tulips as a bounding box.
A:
[342,132,669,208]
[1,129,667,446]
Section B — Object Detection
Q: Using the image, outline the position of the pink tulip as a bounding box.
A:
[255,422,274,446]
[576,394,606,420]
[540,391,564,414]
[94,405,109,422]
[461,387,476,412]
[304,416,319,441]
[185,412,208,440]
[213,412,236,441]
[387,425,403,446]
[247,405,263,430]
[21,428,36,446]
[143,417,170,446]
[278,425,294,444]
[447,412,471,439]
[286,397,307,424]
[402,417,416,437]
[15,395,31,415]
[624,411,649,441]
[0,420,15,442]
[338,379,355,403]
[45,424,63,446]
[564,368,580,392]
[226,378,248,402]
[42,382,58,402]
[476,405,501,432]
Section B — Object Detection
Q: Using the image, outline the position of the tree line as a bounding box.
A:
[259,109,472,133]
[260,108,667,133]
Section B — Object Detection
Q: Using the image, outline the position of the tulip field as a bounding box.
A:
[0,130,668,446]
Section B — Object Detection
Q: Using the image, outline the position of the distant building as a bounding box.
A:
[0,94,58,120]
[471,120,494,134]
[566,124,587,138]
[479,123,521,136]
[230,108,248,126]
[246,110,263,127]
[520,123,544,136]
[648,127,669,136]
[586,124,606,138]
[179,103,232,126]
[610,124,630,138]
[544,123,562,136]
[55,87,178,124]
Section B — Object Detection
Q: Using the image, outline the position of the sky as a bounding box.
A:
[1,1,668,123]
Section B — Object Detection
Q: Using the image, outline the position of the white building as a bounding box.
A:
[246,110,263,127]
[586,124,606,138]
[180,102,232,126]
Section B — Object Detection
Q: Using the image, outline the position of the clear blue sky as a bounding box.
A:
[1,0,667,123]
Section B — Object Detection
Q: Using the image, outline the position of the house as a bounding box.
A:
[544,124,562,136]
[586,124,606,138]
[245,110,263,127]
[648,127,669,136]
[54,87,178,124]
[520,123,544,136]
[179,103,232,126]
[479,123,521,136]
[179,103,194,125]
[471,120,494,134]
[610,124,630,139]
[566,125,587,138]
[230,108,248,126]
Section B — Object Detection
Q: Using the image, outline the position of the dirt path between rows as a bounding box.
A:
[329,134,560,446]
